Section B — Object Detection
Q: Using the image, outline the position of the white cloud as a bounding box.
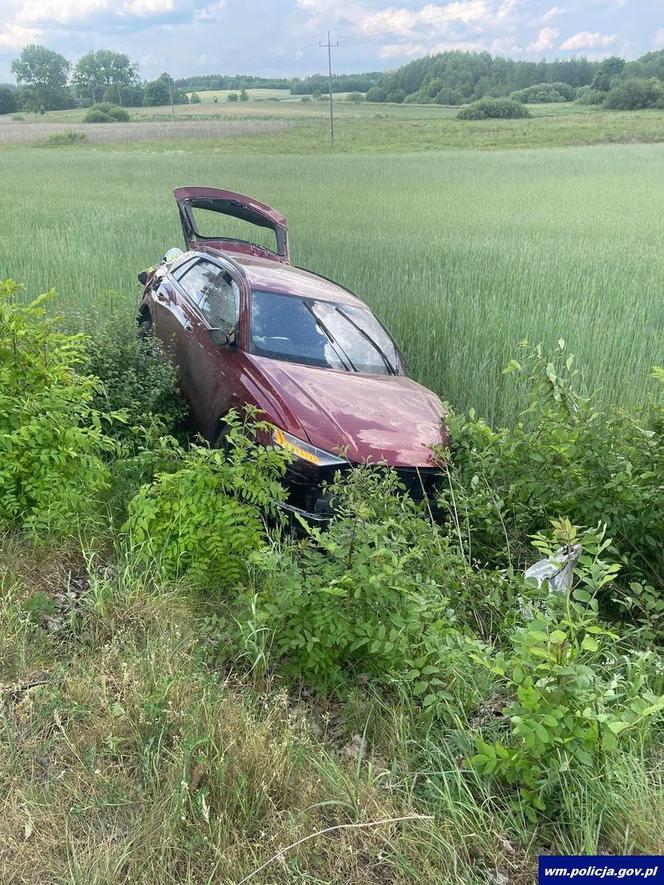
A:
[542,5,563,21]
[193,0,225,23]
[379,37,484,58]
[560,30,616,50]
[528,26,558,52]
[122,0,174,14]
[19,0,108,23]
[0,21,42,47]
[490,37,522,55]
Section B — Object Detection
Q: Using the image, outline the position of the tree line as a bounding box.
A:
[0,46,191,113]
[1,43,663,116]
[363,50,664,105]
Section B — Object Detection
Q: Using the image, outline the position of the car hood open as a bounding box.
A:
[248,356,448,467]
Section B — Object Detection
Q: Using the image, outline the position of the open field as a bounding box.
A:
[185,87,293,101]
[4,100,664,152]
[1,137,662,423]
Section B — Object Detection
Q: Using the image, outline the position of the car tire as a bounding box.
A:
[213,422,231,457]
[138,311,153,339]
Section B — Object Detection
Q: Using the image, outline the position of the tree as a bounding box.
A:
[72,50,138,105]
[347,91,364,103]
[366,86,386,102]
[11,45,70,110]
[239,88,249,101]
[0,86,17,115]
[591,56,626,93]
[226,92,238,102]
[603,78,664,110]
[143,78,170,106]
[190,92,202,103]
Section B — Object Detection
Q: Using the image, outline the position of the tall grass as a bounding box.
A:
[1,143,662,422]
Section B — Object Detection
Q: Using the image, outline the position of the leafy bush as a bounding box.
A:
[510,83,568,103]
[365,86,387,103]
[226,92,238,102]
[239,466,486,712]
[75,295,187,446]
[40,130,89,146]
[576,86,605,105]
[125,412,290,589]
[0,85,17,115]
[84,102,129,123]
[603,78,664,110]
[189,92,201,103]
[441,342,664,633]
[84,108,112,123]
[457,98,530,120]
[0,280,114,536]
[473,519,664,820]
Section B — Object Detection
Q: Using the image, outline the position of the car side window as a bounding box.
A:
[179,260,240,329]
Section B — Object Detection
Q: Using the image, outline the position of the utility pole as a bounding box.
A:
[319,30,338,148]
[168,75,176,120]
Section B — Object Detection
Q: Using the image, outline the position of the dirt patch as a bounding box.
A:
[0,119,290,145]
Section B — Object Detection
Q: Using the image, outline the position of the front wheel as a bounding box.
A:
[138,311,153,339]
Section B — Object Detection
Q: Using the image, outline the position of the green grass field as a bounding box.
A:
[1,127,663,423]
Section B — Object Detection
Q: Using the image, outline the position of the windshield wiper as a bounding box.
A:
[304,301,357,372]
[334,307,397,376]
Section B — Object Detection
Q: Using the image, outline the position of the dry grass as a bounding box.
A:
[0,119,289,146]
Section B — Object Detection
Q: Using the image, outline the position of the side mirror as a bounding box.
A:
[137,270,149,285]
[208,326,236,347]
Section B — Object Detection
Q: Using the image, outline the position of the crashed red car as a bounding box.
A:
[138,186,448,519]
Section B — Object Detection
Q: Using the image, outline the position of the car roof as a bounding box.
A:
[175,248,363,308]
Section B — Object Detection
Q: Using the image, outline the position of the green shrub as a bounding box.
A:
[440,342,664,633]
[77,297,186,446]
[472,519,664,820]
[510,83,568,103]
[107,105,130,121]
[124,412,289,589]
[576,86,605,105]
[84,102,129,123]
[457,98,530,119]
[603,78,664,110]
[0,280,114,537]
[226,92,238,102]
[0,85,17,115]
[40,130,89,146]
[239,466,486,712]
[365,86,386,103]
[84,108,112,123]
[189,92,201,103]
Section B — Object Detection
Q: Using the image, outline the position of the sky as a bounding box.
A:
[0,0,661,83]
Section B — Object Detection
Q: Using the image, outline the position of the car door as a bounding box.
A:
[149,256,197,373]
[173,257,243,439]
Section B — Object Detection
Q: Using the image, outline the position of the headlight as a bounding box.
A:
[272,428,347,467]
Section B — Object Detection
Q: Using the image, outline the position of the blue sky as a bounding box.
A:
[0,0,661,83]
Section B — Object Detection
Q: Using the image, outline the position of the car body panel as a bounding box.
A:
[245,355,445,466]
[174,186,290,263]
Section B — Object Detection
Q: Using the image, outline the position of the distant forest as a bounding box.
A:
[175,49,664,105]
[174,72,383,94]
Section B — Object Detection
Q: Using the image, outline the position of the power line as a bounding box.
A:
[319,29,339,147]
